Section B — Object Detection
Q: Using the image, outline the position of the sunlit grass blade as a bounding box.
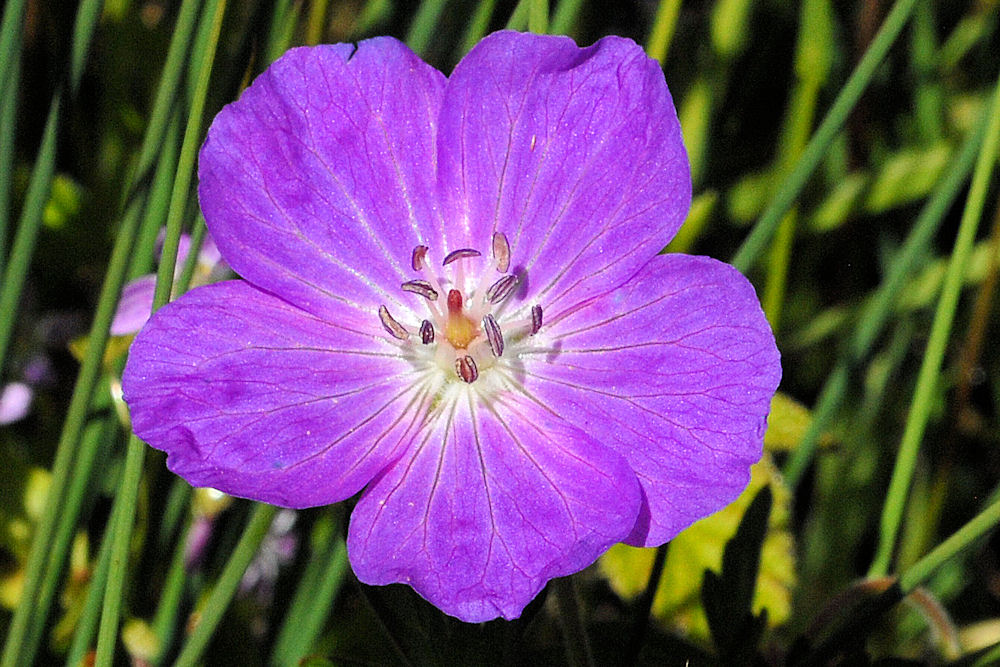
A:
[94,0,229,663]
[730,0,919,273]
[173,504,278,667]
[645,0,682,64]
[782,98,992,487]
[528,0,548,34]
[868,67,1000,579]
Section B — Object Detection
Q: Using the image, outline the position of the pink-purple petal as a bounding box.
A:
[111,275,158,336]
[437,31,689,315]
[524,254,781,547]
[198,38,446,321]
[122,280,423,508]
[348,392,640,622]
[0,382,32,424]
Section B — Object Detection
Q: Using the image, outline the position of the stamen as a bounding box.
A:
[401,280,438,301]
[411,245,429,271]
[420,319,435,344]
[486,274,518,303]
[442,248,481,266]
[455,355,478,383]
[492,232,510,273]
[378,305,409,340]
[530,304,543,334]
[483,313,504,357]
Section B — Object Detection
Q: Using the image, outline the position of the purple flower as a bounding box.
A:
[122,31,780,622]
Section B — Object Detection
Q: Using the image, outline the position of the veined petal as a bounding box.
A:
[523,255,780,547]
[122,280,425,508]
[348,390,640,622]
[438,31,689,315]
[198,38,447,321]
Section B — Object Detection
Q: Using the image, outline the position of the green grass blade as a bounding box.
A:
[0,21,20,276]
[174,504,278,667]
[645,0,682,64]
[0,0,26,99]
[94,1,229,663]
[506,0,530,31]
[0,92,61,381]
[22,406,117,664]
[458,0,497,57]
[1,0,202,660]
[781,91,992,488]
[407,0,448,56]
[68,0,103,95]
[529,0,548,33]
[730,0,919,273]
[868,67,1000,579]
[65,513,117,667]
[270,512,349,665]
[549,0,584,36]
[151,515,193,665]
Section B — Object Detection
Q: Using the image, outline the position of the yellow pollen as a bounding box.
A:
[445,312,478,349]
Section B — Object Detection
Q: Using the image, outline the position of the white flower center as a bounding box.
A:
[377,232,543,390]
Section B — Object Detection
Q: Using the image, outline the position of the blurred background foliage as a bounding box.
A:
[2,0,1000,664]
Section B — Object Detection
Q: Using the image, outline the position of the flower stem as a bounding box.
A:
[868,63,1000,579]
[554,576,595,667]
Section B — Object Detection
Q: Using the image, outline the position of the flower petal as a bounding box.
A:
[0,382,32,424]
[523,255,780,547]
[438,31,689,315]
[348,391,640,622]
[122,280,425,508]
[111,275,157,336]
[198,38,447,321]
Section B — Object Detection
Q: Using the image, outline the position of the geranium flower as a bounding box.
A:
[122,31,781,622]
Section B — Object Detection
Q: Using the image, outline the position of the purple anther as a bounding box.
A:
[420,319,435,344]
[492,232,510,273]
[455,355,478,383]
[411,245,429,271]
[401,280,438,301]
[530,305,543,335]
[442,248,481,266]
[483,314,504,357]
[486,274,518,303]
[378,305,409,340]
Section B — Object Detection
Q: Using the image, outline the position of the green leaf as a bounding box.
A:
[702,485,772,659]
[599,455,795,643]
